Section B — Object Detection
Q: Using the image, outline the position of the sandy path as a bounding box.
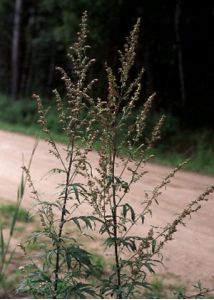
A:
[0,129,213,290]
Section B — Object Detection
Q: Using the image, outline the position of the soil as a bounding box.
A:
[0,129,213,291]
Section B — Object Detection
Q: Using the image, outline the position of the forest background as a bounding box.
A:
[0,0,214,174]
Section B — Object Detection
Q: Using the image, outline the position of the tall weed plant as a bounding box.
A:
[18,12,214,298]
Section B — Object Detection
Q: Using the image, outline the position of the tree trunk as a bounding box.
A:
[47,47,55,93]
[11,0,22,100]
[175,0,186,108]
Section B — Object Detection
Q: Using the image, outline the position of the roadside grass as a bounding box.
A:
[142,275,186,299]
[0,202,31,228]
[0,200,34,298]
[151,145,214,176]
[0,120,67,144]
[0,94,213,176]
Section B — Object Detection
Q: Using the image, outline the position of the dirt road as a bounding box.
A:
[0,129,213,290]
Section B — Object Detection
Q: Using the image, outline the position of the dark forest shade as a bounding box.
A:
[0,0,213,129]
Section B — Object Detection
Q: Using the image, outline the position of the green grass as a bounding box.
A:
[151,145,214,176]
[143,278,165,299]
[87,254,107,278]
[141,275,192,299]
[0,202,31,227]
[0,120,67,144]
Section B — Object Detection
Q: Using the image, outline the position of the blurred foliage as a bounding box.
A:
[0,0,213,129]
[0,203,30,227]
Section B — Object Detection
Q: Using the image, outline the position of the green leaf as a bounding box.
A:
[46,249,57,266]
[99,222,112,234]
[10,201,21,237]
[119,236,137,252]
[49,168,66,174]
[17,172,25,200]
[0,227,4,260]
[144,262,155,273]
[130,206,135,223]
[104,237,116,247]
[4,247,17,274]
[66,245,92,267]
[37,201,61,210]
[70,216,102,231]
[124,203,135,223]
[72,183,80,203]
[71,217,81,231]
[127,239,137,252]
[65,251,71,270]
[122,204,127,218]
[65,283,97,298]
[106,175,113,189]
[121,181,129,193]
[82,216,93,230]
[152,239,156,253]
[141,214,145,224]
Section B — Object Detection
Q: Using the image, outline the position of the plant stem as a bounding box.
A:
[53,140,74,298]
[111,133,122,299]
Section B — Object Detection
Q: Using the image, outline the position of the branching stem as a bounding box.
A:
[53,138,74,298]
[111,130,122,299]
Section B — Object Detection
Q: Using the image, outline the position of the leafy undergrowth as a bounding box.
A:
[0,200,206,299]
[0,200,212,299]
